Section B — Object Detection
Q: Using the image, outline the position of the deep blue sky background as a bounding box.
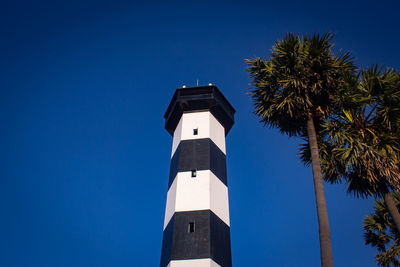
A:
[1,0,399,266]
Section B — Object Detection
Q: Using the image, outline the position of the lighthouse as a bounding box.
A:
[160,85,235,267]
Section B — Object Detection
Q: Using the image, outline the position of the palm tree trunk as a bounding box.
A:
[307,114,334,267]
[383,193,400,233]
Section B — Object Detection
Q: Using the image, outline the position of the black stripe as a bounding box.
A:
[169,138,227,189]
[160,210,232,267]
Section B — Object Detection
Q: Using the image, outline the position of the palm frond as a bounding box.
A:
[364,193,400,266]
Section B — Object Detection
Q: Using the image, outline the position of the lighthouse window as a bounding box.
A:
[191,170,197,177]
[193,128,198,135]
[188,222,195,233]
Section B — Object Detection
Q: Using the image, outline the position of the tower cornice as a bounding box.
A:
[164,85,236,136]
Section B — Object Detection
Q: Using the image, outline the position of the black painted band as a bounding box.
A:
[160,210,232,267]
[169,138,227,189]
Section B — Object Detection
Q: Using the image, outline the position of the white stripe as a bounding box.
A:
[167,258,220,266]
[163,170,230,229]
[163,176,177,229]
[171,115,183,158]
[171,111,226,157]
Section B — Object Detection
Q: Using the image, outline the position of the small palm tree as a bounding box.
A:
[300,66,400,231]
[364,192,400,267]
[246,32,355,267]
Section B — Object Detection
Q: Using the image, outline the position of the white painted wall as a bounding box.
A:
[174,170,211,218]
[171,116,183,157]
[163,170,230,229]
[210,172,230,226]
[171,111,226,157]
[168,258,220,267]
[163,177,178,229]
[209,113,226,154]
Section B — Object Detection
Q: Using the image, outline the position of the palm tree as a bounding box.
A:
[300,66,400,231]
[364,192,400,267]
[246,32,355,267]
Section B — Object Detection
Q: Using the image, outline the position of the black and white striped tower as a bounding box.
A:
[160,85,235,267]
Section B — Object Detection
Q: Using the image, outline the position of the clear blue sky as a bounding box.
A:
[1,0,399,266]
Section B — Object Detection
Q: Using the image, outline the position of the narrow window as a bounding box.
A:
[193,128,198,135]
[188,222,195,233]
[191,169,197,177]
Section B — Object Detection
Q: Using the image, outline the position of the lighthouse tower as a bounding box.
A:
[160,85,235,267]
